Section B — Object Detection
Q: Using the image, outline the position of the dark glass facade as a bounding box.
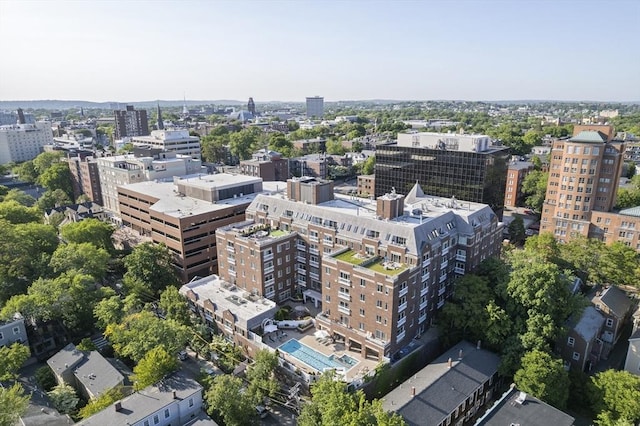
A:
[375,143,510,214]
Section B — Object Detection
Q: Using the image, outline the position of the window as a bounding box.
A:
[144,421,150,426]
[572,352,580,361]
[164,408,170,418]
[567,337,575,347]
[189,398,194,407]
[154,414,160,424]
[0,332,3,340]
[606,318,614,328]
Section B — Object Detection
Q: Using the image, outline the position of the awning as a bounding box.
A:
[264,324,278,333]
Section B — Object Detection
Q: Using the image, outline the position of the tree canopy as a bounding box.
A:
[0,383,30,426]
[514,350,570,409]
[205,374,256,426]
[123,242,179,299]
[133,346,178,390]
[0,343,30,381]
[59,219,115,253]
[590,370,640,426]
[49,242,111,280]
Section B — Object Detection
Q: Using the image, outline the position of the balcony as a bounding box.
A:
[440,259,448,269]
[309,235,319,243]
[455,253,467,262]
[442,246,450,256]
[226,245,235,253]
[438,286,446,296]
[439,274,447,283]
[228,269,236,276]
[309,247,319,255]
[297,280,307,287]
[227,257,236,265]
[399,286,408,297]
[437,300,445,309]
[264,265,274,274]
[297,254,306,263]
[422,271,430,282]
[397,316,406,328]
[396,331,406,343]
[339,277,351,286]
[323,240,334,248]
[398,301,407,312]
[454,267,465,275]
[263,252,274,261]
[420,299,428,310]
[265,277,275,286]
[265,290,275,299]
[338,292,351,301]
[422,257,431,267]
[296,242,306,251]
[309,260,319,268]
[338,305,351,315]
[297,267,307,275]
[309,272,320,280]
[419,313,427,324]
[420,286,429,297]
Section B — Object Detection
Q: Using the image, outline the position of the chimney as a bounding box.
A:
[458,349,463,360]
[477,340,481,350]
[447,357,452,368]
[172,390,177,399]
[114,401,122,412]
[411,387,416,397]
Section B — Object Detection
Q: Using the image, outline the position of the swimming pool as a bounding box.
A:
[279,339,358,372]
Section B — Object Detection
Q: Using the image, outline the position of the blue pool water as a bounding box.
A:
[279,339,358,372]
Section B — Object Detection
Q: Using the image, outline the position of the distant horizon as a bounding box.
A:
[1,0,638,102]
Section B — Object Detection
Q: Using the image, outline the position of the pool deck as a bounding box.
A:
[262,308,378,382]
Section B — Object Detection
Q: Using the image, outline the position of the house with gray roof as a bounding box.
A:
[475,385,575,426]
[77,372,205,426]
[591,285,633,346]
[47,343,125,400]
[382,341,501,426]
[559,306,605,372]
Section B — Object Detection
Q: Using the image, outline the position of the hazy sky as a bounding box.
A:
[1,0,638,102]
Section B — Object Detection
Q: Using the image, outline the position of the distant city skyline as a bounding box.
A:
[1,0,639,102]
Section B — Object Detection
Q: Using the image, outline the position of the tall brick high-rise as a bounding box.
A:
[114,105,149,139]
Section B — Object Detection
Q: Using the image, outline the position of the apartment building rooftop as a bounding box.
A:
[179,274,277,330]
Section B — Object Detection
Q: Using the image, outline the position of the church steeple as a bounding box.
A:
[156,103,164,130]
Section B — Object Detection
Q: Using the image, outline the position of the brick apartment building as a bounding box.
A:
[504,159,534,208]
[357,174,375,197]
[117,173,267,282]
[215,177,503,360]
[67,152,103,205]
[540,125,630,246]
[239,149,289,182]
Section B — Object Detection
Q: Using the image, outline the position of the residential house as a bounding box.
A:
[591,285,633,346]
[0,314,28,348]
[623,307,640,376]
[77,372,205,426]
[44,202,105,227]
[47,343,125,401]
[381,341,502,426]
[475,385,575,426]
[559,306,605,371]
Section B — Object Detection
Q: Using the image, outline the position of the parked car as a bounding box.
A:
[178,350,188,361]
[256,405,269,419]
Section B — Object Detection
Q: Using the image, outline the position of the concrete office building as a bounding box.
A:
[97,149,202,213]
[114,105,149,139]
[375,131,510,215]
[306,96,324,119]
[215,177,503,360]
[540,125,626,243]
[131,129,201,160]
[0,121,54,164]
[118,173,268,282]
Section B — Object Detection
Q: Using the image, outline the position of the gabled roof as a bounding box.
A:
[595,286,632,318]
[619,206,640,218]
[381,341,500,426]
[569,131,608,143]
[404,181,425,204]
[476,386,575,426]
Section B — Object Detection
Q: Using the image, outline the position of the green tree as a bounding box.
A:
[245,350,278,405]
[13,160,38,182]
[158,286,191,326]
[590,370,640,426]
[521,171,548,211]
[76,337,97,351]
[0,383,30,426]
[59,219,115,252]
[37,162,73,199]
[0,200,41,224]
[361,155,375,175]
[123,242,179,298]
[133,346,178,390]
[36,188,72,210]
[201,133,230,164]
[0,343,30,381]
[268,132,294,158]
[326,139,346,155]
[599,242,640,288]
[94,295,125,330]
[2,189,36,207]
[298,371,405,426]
[615,187,640,209]
[35,366,56,391]
[508,216,526,245]
[105,311,188,362]
[514,350,570,409]
[229,127,261,160]
[49,242,111,280]
[78,386,124,419]
[32,151,64,174]
[205,375,256,426]
[48,383,79,414]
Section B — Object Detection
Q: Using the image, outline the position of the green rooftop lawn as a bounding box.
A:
[269,229,288,237]
[334,249,367,265]
[367,261,407,276]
